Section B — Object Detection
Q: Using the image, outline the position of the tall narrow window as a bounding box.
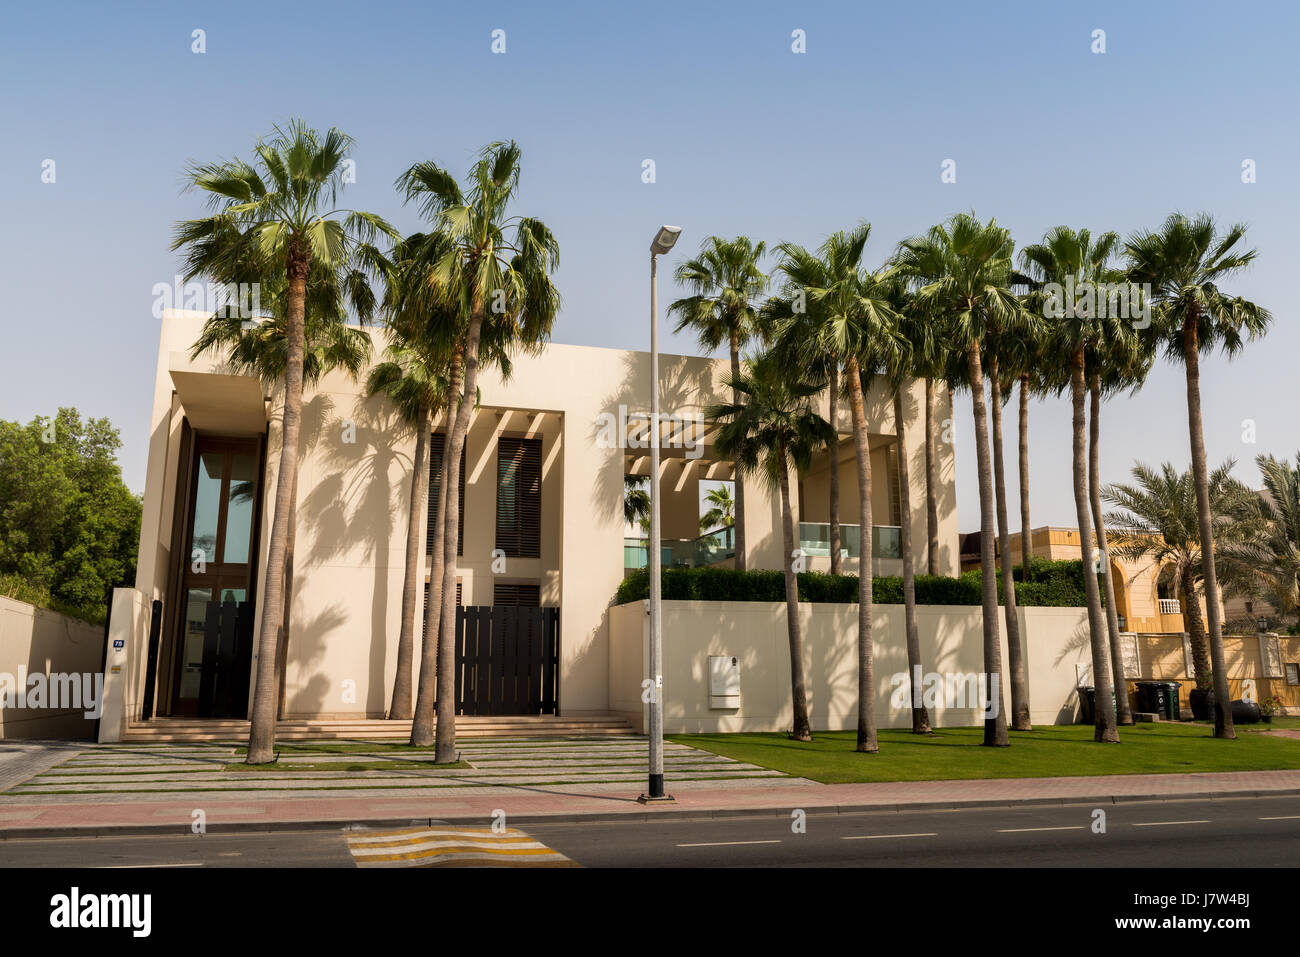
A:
[428,433,466,557]
[496,436,541,557]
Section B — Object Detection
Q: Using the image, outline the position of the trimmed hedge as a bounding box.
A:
[614,558,1094,609]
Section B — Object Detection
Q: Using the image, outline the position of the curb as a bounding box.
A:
[2,786,1298,841]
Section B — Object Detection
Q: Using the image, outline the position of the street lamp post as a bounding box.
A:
[640,224,680,804]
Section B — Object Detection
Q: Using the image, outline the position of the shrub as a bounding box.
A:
[615,564,1085,607]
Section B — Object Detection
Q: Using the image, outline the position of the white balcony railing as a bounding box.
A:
[1158,598,1181,615]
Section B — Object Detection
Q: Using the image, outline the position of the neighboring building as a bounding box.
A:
[98,309,959,738]
[960,524,1279,635]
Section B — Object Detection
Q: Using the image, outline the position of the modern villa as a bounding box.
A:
[97,308,960,741]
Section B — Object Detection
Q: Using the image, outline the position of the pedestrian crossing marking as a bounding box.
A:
[346,825,578,867]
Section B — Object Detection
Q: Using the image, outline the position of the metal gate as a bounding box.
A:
[198,599,254,719]
[453,605,559,715]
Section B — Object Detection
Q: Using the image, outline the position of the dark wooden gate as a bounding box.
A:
[198,599,254,719]
[453,605,558,715]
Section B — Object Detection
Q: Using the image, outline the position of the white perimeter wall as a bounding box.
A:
[609,600,1091,733]
[0,596,106,740]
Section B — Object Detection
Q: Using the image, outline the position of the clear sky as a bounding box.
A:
[2,0,1296,533]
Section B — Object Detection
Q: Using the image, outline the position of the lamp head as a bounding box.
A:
[651,225,681,256]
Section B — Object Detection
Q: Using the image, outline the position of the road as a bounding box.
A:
[2,794,1298,867]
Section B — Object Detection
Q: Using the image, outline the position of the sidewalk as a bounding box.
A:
[2,736,1299,839]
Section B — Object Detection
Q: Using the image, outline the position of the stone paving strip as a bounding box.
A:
[0,737,788,801]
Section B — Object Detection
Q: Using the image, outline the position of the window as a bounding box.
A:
[1286,663,1299,687]
[494,582,540,606]
[428,433,466,557]
[496,436,542,557]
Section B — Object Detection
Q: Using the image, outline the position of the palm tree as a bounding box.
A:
[1125,213,1272,739]
[362,234,471,722]
[699,484,735,539]
[769,226,902,752]
[398,142,560,762]
[625,475,651,527]
[189,259,374,718]
[707,351,835,742]
[175,121,395,763]
[1086,324,1152,726]
[897,213,1021,747]
[669,237,768,572]
[983,291,1037,731]
[1221,454,1300,632]
[1104,461,1260,685]
[882,276,932,733]
[1017,226,1121,743]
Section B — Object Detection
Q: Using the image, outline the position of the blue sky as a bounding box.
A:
[2,0,1296,530]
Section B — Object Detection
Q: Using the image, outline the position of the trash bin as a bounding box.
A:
[1136,680,1180,720]
[1078,686,1095,725]
[1160,681,1181,720]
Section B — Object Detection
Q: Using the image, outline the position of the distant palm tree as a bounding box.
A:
[1104,461,1260,683]
[1017,225,1122,742]
[1221,454,1300,632]
[624,475,651,527]
[1125,213,1272,739]
[707,351,835,742]
[670,236,768,571]
[699,485,735,535]
[398,142,560,761]
[897,213,1021,747]
[175,120,395,763]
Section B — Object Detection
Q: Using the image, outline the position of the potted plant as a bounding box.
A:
[1260,694,1282,724]
[1189,668,1215,721]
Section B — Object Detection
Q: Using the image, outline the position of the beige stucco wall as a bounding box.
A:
[0,596,106,740]
[119,309,962,726]
[609,599,1090,733]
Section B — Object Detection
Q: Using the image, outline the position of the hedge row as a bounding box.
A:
[614,559,1096,608]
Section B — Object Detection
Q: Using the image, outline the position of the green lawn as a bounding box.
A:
[669,723,1300,784]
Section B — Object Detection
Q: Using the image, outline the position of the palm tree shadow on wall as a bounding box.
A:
[298,393,410,718]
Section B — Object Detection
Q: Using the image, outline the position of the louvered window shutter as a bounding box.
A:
[427,432,466,557]
[496,436,541,558]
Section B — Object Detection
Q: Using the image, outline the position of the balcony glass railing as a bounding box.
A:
[798,522,901,560]
[624,526,735,570]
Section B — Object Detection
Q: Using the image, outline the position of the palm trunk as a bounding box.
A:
[730,332,746,571]
[967,345,1008,746]
[411,358,459,747]
[894,387,930,733]
[989,356,1031,731]
[1070,346,1118,743]
[845,356,877,752]
[828,363,842,576]
[1183,314,1235,738]
[777,440,811,742]
[1089,375,1133,725]
[274,468,299,719]
[435,309,485,763]
[925,377,940,576]
[245,247,309,764]
[1181,562,1211,680]
[389,400,430,720]
[1018,374,1031,569]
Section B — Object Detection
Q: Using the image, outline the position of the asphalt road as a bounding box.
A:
[2,795,1298,868]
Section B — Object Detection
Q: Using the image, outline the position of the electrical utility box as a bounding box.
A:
[709,655,741,709]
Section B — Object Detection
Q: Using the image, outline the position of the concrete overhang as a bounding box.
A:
[169,352,268,435]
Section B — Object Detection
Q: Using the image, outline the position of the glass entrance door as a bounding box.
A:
[171,437,261,716]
